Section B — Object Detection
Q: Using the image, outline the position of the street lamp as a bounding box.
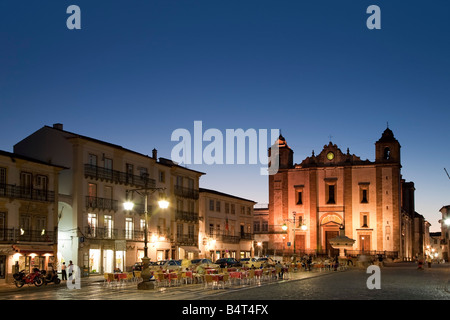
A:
[257,241,262,257]
[123,173,168,290]
[282,212,308,257]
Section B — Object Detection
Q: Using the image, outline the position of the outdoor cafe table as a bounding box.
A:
[114,273,128,281]
[163,272,179,286]
[211,274,224,282]
[229,271,247,284]
[254,269,263,277]
[206,268,218,274]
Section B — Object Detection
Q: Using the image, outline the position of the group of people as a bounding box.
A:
[291,254,341,271]
[417,255,436,270]
[60,260,74,280]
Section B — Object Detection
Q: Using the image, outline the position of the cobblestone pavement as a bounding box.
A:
[207,262,450,300]
[0,262,448,300]
[0,267,347,300]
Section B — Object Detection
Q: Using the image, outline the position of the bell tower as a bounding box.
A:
[269,134,294,169]
[375,127,401,164]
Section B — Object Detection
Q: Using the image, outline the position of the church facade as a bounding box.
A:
[268,128,417,260]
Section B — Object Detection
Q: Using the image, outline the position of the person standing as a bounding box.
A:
[426,255,432,268]
[61,262,67,280]
[417,256,424,270]
[68,260,74,279]
[307,255,312,271]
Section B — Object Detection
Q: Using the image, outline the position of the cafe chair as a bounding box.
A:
[204,274,214,289]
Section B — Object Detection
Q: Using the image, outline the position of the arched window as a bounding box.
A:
[384,147,391,160]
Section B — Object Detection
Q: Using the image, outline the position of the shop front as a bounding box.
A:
[86,245,126,274]
[0,244,56,283]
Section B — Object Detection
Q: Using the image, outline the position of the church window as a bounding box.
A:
[361,188,369,203]
[384,147,391,160]
[297,191,303,205]
[327,185,336,204]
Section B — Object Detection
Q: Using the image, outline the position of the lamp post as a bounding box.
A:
[123,173,168,290]
[282,212,308,257]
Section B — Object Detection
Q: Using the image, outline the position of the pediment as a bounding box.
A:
[298,141,367,167]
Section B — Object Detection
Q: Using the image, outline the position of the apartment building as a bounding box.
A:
[14,124,204,274]
[0,150,63,283]
[199,188,256,261]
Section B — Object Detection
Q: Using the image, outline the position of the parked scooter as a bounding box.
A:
[42,269,61,285]
[13,268,44,288]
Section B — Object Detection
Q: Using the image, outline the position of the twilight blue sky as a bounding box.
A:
[1,1,449,231]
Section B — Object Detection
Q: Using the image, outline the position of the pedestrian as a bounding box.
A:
[347,257,353,266]
[333,255,339,271]
[275,261,284,279]
[426,255,432,268]
[417,256,424,270]
[68,260,74,279]
[307,255,312,271]
[61,262,67,280]
[377,254,383,267]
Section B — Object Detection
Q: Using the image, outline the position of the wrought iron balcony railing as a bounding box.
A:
[85,196,118,211]
[0,228,55,243]
[175,235,198,246]
[0,184,55,202]
[219,234,240,244]
[253,225,287,235]
[208,232,253,243]
[84,226,118,239]
[84,164,156,188]
[174,185,199,199]
[175,210,199,222]
[239,232,254,240]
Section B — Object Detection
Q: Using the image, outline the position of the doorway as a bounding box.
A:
[103,250,114,273]
[295,235,306,254]
[0,255,5,279]
[325,231,339,256]
[89,249,100,273]
[359,235,371,252]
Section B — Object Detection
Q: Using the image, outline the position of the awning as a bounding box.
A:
[180,246,200,252]
[12,244,54,254]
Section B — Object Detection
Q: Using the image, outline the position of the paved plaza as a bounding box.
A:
[0,262,448,301]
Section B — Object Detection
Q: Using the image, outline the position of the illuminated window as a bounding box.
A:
[88,213,97,236]
[125,217,133,240]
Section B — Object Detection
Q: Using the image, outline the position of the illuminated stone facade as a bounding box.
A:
[268,128,422,260]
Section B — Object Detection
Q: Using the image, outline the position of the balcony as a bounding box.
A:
[175,210,199,222]
[0,228,55,243]
[83,228,171,242]
[84,226,118,239]
[239,233,254,240]
[85,196,118,211]
[0,184,55,202]
[253,225,287,235]
[209,232,252,243]
[174,185,199,199]
[175,235,197,246]
[219,234,240,244]
[84,164,156,188]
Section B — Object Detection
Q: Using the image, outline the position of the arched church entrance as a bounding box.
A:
[320,214,343,257]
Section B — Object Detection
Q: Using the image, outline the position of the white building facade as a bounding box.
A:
[198,188,255,261]
[14,124,203,274]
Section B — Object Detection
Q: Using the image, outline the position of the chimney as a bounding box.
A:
[53,123,63,130]
[152,148,157,159]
